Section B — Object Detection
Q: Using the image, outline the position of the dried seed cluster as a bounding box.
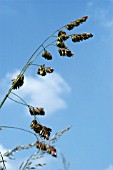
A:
[42,50,52,60]
[36,141,57,157]
[57,33,69,42]
[41,16,93,61]
[65,16,88,30]
[37,64,54,76]
[56,16,93,58]
[57,30,73,57]
[71,33,93,42]
[12,74,24,90]
[56,41,67,49]
[56,31,67,48]
[30,120,52,140]
[29,106,45,116]
[58,48,73,57]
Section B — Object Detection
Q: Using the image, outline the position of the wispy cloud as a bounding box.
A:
[0,70,71,115]
[105,165,113,170]
[95,9,113,29]
[86,1,113,29]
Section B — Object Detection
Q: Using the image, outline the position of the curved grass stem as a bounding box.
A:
[0,25,65,109]
[0,125,38,139]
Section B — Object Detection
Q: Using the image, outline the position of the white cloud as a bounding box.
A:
[105,165,113,170]
[1,70,71,115]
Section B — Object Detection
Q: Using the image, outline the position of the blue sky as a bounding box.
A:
[0,0,113,170]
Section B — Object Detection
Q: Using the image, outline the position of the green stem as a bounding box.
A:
[11,92,28,106]
[8,96,27,107]
[29,39,57,65]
